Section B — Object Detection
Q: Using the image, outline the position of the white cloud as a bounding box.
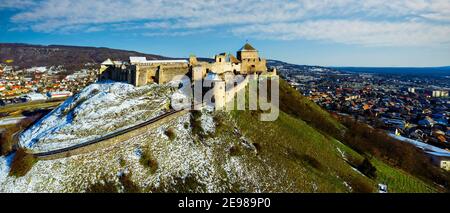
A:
[232,20,450,47]
[5,0,450,47]
[142,29,212,37]
[0,0,35,9]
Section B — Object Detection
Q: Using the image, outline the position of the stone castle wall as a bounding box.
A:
[100,43,271,87]
[213,75,250,110]
[157,64,190,84]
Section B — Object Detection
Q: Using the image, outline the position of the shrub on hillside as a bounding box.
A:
[190,110,205,139]
[339,115,450,189]
[287,148,323,170]
[119,172,141,193]
[301,154,323,170]
[229,145,241,156]
[213,113,226,133]
[9,148,38,177]
[170,176,206,193]
[357,158,377,179]
[346,175,375,193]
[164,127,176,141]
[85,179,118,193]
[139,150,158,174]
[1,116,37,156]
[0,131,15,156]
[252,142,262,154]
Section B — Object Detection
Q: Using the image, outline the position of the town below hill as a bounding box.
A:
[279,60,450,171]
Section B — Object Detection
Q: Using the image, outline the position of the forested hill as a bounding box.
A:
[0,43,169,71]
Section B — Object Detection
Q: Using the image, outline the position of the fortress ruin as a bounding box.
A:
[98,43,276,86]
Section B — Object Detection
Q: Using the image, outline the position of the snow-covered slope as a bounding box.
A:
[0,154,14,184]
[0,110,288,192]
[0,79,437,193]
[19,81,173,152]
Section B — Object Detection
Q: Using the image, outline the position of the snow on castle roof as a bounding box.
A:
[129,56,148,64]
[129,56,187,64]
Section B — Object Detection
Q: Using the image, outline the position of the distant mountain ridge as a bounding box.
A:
[0,43,170,71]
[2,43,448,76]
[1,43,328,73]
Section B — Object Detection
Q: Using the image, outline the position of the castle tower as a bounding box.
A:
[215,53,227,63]
[237,43,258,61]
[236,43,267,75]
[99,58,114,75]
[189,54,198,65]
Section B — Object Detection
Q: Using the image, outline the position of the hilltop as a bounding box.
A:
[0,81,368,192]
[0,79,443,192]
[0,43,217,71]
[19,81,174,152]
[0,43,169,71]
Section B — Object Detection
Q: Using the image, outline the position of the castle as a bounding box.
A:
[98,43,276,86]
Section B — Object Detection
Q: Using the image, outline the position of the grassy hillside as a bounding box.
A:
[231,108,438,192]
[274,78,444,192]
[228,78,441,192]
[231,109,374,192]
[332,139,436,192]
[277,78,344,140]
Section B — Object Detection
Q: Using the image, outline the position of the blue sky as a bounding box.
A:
[1,0,450,67]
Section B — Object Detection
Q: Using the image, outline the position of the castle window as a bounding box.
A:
[219,58,222,62]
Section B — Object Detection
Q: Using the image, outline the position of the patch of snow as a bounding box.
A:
[133,147,142,160]
[201,111,215,134]
[343,181,352,192]
[336,147,347,160]
[0,154,14,183]
[0,116,26,125]
[351,166,365,176]
[390,133,450,156]
[19,81,172,152]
